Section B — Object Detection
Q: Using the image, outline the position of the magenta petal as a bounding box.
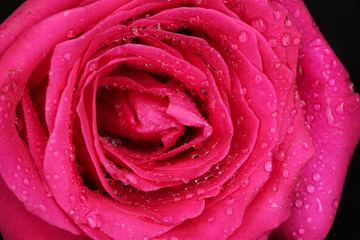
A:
[0,0,83,55]
[229,101,314,239]
[272,0,360,239]
[0,176,89,240]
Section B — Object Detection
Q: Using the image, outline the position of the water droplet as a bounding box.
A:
[53,174,60,180]
[63,53,71,61]
[241,178,250,187]
[282,169,289,178]
[231,43,238,50]
[306,184,315,193]
[197,188,205,195]
[308,38,322,48]
[284,17,293,28]
[254,74,263,84]
[80,194,87,204]
[287,126,294,134]
[207,217,215,222]
[316,198,323,212]
[312,172,321,182]
[15,118,23,131]
[281,34,290,47]
[185,193,194,199]
[238,31,249,43]
[298,228,305,235]
[293,37,300,46]
[332,199,339,209]
[306,217,312,223]
[306,114,315,122]
[86,211,100,228]
[290,108,297,116]
[264,161,273,172]
[293,9,300,18]
[313,103,321,111]
[66,29,76,38]
[270,127,276,134]
[295,199,303,208]
[336,102,344,114]
[302,141,310,149]
[328,78,335,86]
[273,10,281,20]
[260,142,269,149]
[158,215,173,224]
[89,62,98,72]
[225,197,235,206]
[241,147,249,154]
[251,17,267,32]
[225,208,233,216]
[23,178,30,185]
[268,37,278,47]
[276,151,285,161]
[16,164,22,171]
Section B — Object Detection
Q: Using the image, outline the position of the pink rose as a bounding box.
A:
[1,0,359,239]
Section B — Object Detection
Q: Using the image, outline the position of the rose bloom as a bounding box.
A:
[0,0,359,239]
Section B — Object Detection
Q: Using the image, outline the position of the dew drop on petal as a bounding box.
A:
[226,197,235,206]
[264,161,273,172]
[63,53,71,61]
[287,126,294,134]
[251,17,267,33]
[312,172,321,182]
[238,31,249,43]
[16,165,22,171]
[225,208,233,216]
[290,108,297,116]
[295,199,303,208]
[185,193,194,199]
[273,10,281,20]
[162,216,174,224]
[86,211,100,228]
[197,188,205,195]
[268,37,278,47]
[282,169,289,178]
[293,37,300,46]
[298,228,305,235]
[253,74,263,84]
[281,34,290,47]
[23,178,30,185]
[316,198,323,212]
[306,184,315,193]
[260,142,269,149]
[314,103,321,111]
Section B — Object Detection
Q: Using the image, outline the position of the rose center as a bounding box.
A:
[96,86,185,151]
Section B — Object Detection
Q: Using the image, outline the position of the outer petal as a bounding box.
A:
[272,1,360,239]
[0,0,83,56]
[0,176,90,240]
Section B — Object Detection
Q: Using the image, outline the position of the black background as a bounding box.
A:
[1,1,359,239]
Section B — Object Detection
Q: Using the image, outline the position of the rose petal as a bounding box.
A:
[0,176,89,240]
[0,0,83,55]
[229,100,314,239]
[271,0,360,239]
